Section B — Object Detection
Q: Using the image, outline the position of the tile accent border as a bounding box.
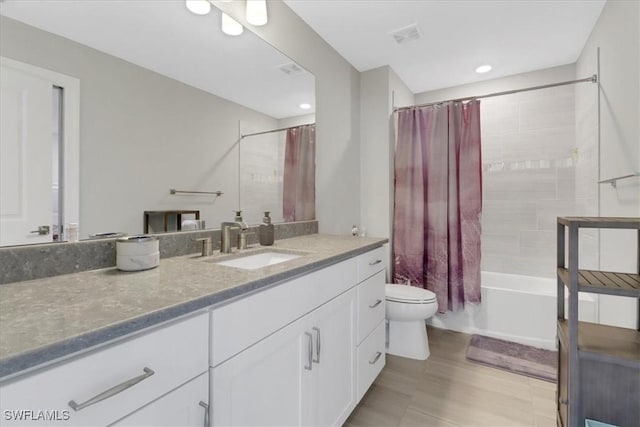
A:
[0,220,318,284]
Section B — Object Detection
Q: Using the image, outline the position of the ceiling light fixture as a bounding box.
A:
[185,0,211,15]
[246,0,268,26]
[299,103,311,110]
[475,64,492,74]
[221,12,243,36]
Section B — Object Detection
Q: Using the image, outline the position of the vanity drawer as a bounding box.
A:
[357,246,386,283]
[0,312,208,427]
[357,320,386,401]
[357,271,385,344]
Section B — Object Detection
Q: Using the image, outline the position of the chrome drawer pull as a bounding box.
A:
[312,327,321,364]
[369,352,382,365]
[368,259,382,266]
[68,367,154,411]
[369,299,382,309]
[304,332,313,371]
[199,401,210,427]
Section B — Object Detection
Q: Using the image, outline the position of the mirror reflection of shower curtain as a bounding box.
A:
[283,124,316,221]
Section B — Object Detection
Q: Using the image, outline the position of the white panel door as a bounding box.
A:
[211,316,312,427]
[111,373,209,427]
[307,289,357,427]
[0,64,53,245]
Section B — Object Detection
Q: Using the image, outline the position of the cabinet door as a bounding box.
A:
[211,316,312,427]
[308,289,357,427]
[111,373,208,427]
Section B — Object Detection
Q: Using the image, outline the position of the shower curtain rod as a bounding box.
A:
[241,122,316,139]
[393,74,597,112]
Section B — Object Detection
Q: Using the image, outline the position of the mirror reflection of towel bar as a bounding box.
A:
[169,189,223,196]
[597,172,639,188]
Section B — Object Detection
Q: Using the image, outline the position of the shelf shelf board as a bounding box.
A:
[558,320,640,367]
[557,216,640,229]
[558,268,640,297]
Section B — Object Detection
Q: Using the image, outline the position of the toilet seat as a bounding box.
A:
[386,284,436,304]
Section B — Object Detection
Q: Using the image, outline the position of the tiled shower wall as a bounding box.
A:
[480,84,598,278]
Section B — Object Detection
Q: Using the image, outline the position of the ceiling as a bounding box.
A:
[0,0,606,107]
[0,0,315,119]
[283,0,606,93]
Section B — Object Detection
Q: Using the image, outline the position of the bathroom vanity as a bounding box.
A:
[0,234,387,426]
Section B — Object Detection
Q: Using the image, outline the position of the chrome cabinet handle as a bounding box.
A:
[304,332,313,371]
[312,327,321,364]
[199,401,210,427]
[368,259,382,266]
[369,352,382,365]
[369,299,382,309]
[68,367,154,411]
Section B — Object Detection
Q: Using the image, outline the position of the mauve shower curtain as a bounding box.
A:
[393,101,482,312]
[283,125,315,221]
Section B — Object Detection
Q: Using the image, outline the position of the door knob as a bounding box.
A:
[30,225,50,235]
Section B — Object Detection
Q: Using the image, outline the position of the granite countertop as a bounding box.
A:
[0,234,387,380]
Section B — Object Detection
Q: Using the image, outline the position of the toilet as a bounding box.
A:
[385,284,438,360]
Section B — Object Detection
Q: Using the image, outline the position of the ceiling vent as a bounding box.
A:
[389,24,422,45]
[278,62,306,76]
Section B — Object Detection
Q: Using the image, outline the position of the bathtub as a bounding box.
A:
[427,271,597,350]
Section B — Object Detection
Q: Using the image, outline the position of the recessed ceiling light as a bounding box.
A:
[299,103,311,110]
[475,65,492,74]
[185,0,211,15]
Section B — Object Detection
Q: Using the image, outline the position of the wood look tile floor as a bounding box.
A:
[345,327,557,427]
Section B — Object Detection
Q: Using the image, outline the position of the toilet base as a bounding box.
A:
[386,319,430,360]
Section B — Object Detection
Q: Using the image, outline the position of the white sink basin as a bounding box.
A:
[215,251,302,270]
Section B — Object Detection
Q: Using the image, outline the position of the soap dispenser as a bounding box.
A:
[259,211,274,246]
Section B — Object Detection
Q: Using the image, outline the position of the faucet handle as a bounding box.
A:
[194,237,213,256]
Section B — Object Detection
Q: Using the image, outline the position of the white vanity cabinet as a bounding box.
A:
[211,289,356,427]
[210,259,358,427]
[0,312,209,427]
[355,247,386,401]
[210,247,386,427]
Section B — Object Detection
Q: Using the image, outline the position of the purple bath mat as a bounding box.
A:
[466,334,557,382]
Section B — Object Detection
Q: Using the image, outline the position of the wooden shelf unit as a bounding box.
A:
[557,268,640,297]
[556,217,640,427]
[557,320,640,366]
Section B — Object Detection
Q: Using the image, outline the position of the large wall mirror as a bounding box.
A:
[0,0,315,247]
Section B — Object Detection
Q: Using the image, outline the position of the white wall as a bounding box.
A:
[360,67,392,239]
[359,67,413,239]
[0,16,279,238]
[359,66,413,278]
[214,1,361,236]
[576,0,640,328]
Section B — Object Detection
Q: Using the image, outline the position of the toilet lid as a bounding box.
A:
[385,284,437,303]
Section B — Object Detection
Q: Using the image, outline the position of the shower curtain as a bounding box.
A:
[283,124,316,221]
[393,101,482,313]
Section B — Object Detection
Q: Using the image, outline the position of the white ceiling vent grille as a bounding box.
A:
[389,24,422,45]
[278,62,306,76]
